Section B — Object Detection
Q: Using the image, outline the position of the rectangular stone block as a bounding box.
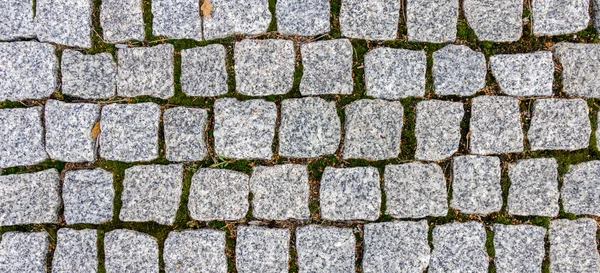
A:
[117,44,174,99]
[164,107,208,162]
[415,100,464,161]
[0,107,47,168]
[340,0,400,40]
[164,230,227,273]
[0,232,49,273]
[236,226,289,273]
[550,219,600,273]
[61,50,116,99]
[188,168,249,221]
[429,222,488,273]
[0,0,35,40]
[203,0,271,40]
[181,45,228,97]
[433,45,486,96]
[407,0,458,43]
[100,0,145,42]
[365,48,426,99]
[35,0,93,48]
[490,52,554,97]
[562,160,600,216]
[508,158,559,217]
[276,0,330,36]
[63,169,114,225]
[300,39,353,95]
[52,229,98,273]
[104,230,159,273]
[320,167,381,221]
[469,96,524,155]
[493,224,546,273]
[463,0,523,42]
[451,156,502,215]
[532,0,590,36]
[553,43,600,98]
[152,0,202,39]
[296,225,355,273]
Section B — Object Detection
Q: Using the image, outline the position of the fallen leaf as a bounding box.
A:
[91,122,101,138]
[202,0,213,18]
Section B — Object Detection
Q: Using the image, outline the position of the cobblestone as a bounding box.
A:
[0,232,48,273]
[549,218,600,273]
[61,50,117,99]
[433,45,487,96]
[508,158,559,216]
[181,45,228,97]
[415,100,464,161]
[104,230,159,273]
[35,0,92,48]
[100,0,145,42]
[407,0,458,43]
[203,0,271,40]
[553,43,600,98]
[451,155,502,215]
[490,52,554,97]
[463,0,523,42]
[365,48,427,99]
[236,226,289,273]
[276,0,330,36]
[300,39,353,95]
[340,0,400,40]
[152,0,202,39]
[493,224,546,273]
[0,107,47,168]
[52,229,97,273]
[188,168,249,221]
[164,230,227,273]
[164,107,208,162]
[296,225,355,273]
[63,168,114,224]
[532,0,590,36]
[562,160,600,216]
[469,96,524,155]
[117,44,174,99]
[429,222,488,273]
[0,0,35,40]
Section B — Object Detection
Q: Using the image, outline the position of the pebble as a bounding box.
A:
[116,44,174,99]
[300,39,354,95]
[100,0,145,42]
[490,52,554,97]
[203,0,271,40]
[164,107,208,162]
[469,95,524,155]
[188,168,249,221]
[429,222,488,273]
[0,0,35,40]
[0,232,49,273]
[493,224,546,273]
[181,45,228,97]
[451,155,502,215]
[553,43,600,98]
[152,0,202,39]
[414,100,464,161]
[365,48,427,99]
[276,0,330,36]
[433,45,486,96]
[562,160,600,216]
[236,226,289,273]
[63,168,114,225]
[34,0,92,48]
[61,50,117,99]
[406,0,458,43]
[104,230,159,273]
[340,0,401,40]
[549,218,600,273]
[463,0,523,42]
[0,107,47,168]
[508,158,559,217]
[51,229,98,273]
[296,225,355,273]
[164,230,227,273]
[532,0,590,36]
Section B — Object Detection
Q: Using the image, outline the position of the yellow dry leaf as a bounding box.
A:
[91,122,101,138]
[202,0,213,18]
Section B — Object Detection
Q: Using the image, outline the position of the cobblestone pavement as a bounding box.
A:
[1,0,600,272]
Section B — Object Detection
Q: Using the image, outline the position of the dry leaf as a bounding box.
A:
[91,122,101,138]
[202,0,213,18]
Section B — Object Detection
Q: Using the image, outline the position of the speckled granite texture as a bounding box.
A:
[493,224,546,273]
[104,230,159,273]
[35,0,93,48]
[164,230,227,273]
[407,0,459,43]
[365,48,427,99]
[340,0,400,40]
[152,0,202,39]
[203,0,270,40]
[300,39,353,95]
[164,107,208,162]
[451,155,502,215]
[463,0,523,42]
[100,0,145,42]
[415,100,464,161]
[181,44,228,97]
[433,45,486,96]
[429,222,488,273]
[490,51,554,97]
[0,0,35,40]
[117,44,174,99]
[508,158,559,216]
[532,0,590,36]
[61,50,117,99]
[469,95,524,155]
[236,226,289,273]
[276,0,330,36]
[0,232,49,273]
[549,219,600,273]
[188,168,249,221]
[562,160,600,216]
[0,107,47,168]
[63,168,114,225]
[51,229,98,273]
[296,225,355,273]
[553,43,600,98]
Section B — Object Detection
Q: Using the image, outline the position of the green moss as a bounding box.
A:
[267,0,278,32]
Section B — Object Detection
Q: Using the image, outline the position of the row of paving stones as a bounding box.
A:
[2,219,599,272]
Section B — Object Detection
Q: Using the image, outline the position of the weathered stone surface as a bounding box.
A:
[490,52,554,97]
[236,226,289,273]
[249,164,310,220]
[100,0,145,42]
[550,218,600,273]
[188,168,249,221]
[214,98,276,159]
[279,97,341,158]
[164,107,208,162]
[276,0,330,36]
[235,39,295,96]
[117,44,174,99]
[384,162,448,218]
[532,0,590,36]
[493,224,546,273]
[407,0,458,43]
[553,43,600,98]
[433,45,486,96]
[451,156,502,215]
[0,42,57,101]
[463,0,523,42]
[0,0,35,40]
[104,230,159,273]
[61,50,116,99]
[152,0,202,39]
[469,96,524,155]
[429,222,488,273]
[164,230,227,273]
[300,39,353,95]
[203,0,271,40]
[296,225,355,273]
[365,48,426,99]
[63,168,114,224]
[527,99,591,151]
[320,167,381,221]
[35,0,92,47]
[0,107,47,168]
[363,221,430,273]
[181,45,228,97]
[99,103,160,162]
[0,232,48,273]
[562,161,600,216]
[414,100,464,161]
[340,0,400,40]
[52,229,98,273]
[508,158,559,217]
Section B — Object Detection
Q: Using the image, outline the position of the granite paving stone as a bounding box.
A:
[532,0,590,36]
[365,48,427,99]
[61,50,117,99]
[52,229,98,273]
[0,232,49,273]
[469,96,524,155]
[493,224,546,273]
[508,158,559,217]
[296,225,355,273]
[406,0,458,43]
[320,166,381,221]
[119,164,183,225]
[0,107,47,168]
[429,222,488,273]
[549,218,600,273]
[164,230,227,273]
[340,0,401,40]
[433,45,486,96]
[0,0,35,40]
[63,168,114,224]
[451,156,502,215]
[152,0,202,39]
[35,0,92,48]
[104,230,159,273]
[384,162,448,218]
[188,168,249,221]
[117,44,174,99]
[363,221,430,273]
[414,100,464,161]
[99,103,160,162]
[100,0,145,42]
[562,160,600,216]
[276,0,330,36]
[249,164,310,220]
[164,107,208,162]
[214,98,276,159]
[463,0,523,42]
[527,98,591,151]
[490,52,554,97]
[181,45,228,97]
[595,0,600,31]
[279,97,341,158]
[235,39,295,96]
[300,39,353,95]
[203,0,271,40]
[553,43,600,98]
[236,226,289,273]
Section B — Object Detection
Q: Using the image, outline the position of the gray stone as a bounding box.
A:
[433,45,486,96]
[61,50,117,99]
[463,0,523,42]
[188,168,249,221]
[595,0,600,31]
[429,222,488,273]
[279,97,341,158]
[508,158,559,217]
[214,98,276,159]
[120,164,183,225]
[203,0,271,40]
[181,45,228,97]
[414,100,464,161]
[0,0,35,40]
[34,0,92,48]
[550,218,600,273]
[320,167,381,221]
[553,43,600,98]
[104,230,159,273]
[276,0,330,36]
[451,155,502,215]
[490,52,554,97]
[384,162,448,218]
[300,39,353,95]
[365,48,426,99]
[249,164,310,220]
[164,230,227,273]
[0,41,57,101]
[99,103,160,162]
[363,221,430,273]
[52,229,98,273]
[493,224,546,273]
[117,44,174,99]
[0,232,48,273]
[532,0,590,36]
[45,100,100,162]
[236,226,289,273]
[562,161,600,216]
[469,96,524,155]
[339,0,400,40]
[63,169,114,225]
[152,0,202,39]
[406,0,458,43]
[527,98,591,151]
[296,225,355,273]
[164,107,208,162]
[0,107,47,168]
[100,0,145,42]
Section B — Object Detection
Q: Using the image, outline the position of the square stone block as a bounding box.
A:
[63,168,114,224]
[35,0,92,47]
[365,48,426,99]
[164,107,208,162]
[451,156,502,215]
[340,0,400,40]
[104,230,159,273]
[203,0,271,40]
[236,226,289,273]
[300,39,353,95]
[152,0,202,39]
[61,50,117,99]
[52,229,97,273]
[188,168,249,221]
[469,96,524,155]
[429,222,488,273]
[0,107,47,168]
[493,224,546,273]
[532,0,590,36]
[550,219,600,273]
[164,230,227,273]
[296,225,355,273]
[276,0,330,36]
[562,160,600,216]
[433,45,487,96]
[117,44,174,99]
[0,232,49,273]
[181,45,228,97]
[490,52,554,97]
[553,43,600,98]
[508,158,559,217]
[407,0,458,43]
[463,0,523,42]
[100,0,145,42]
[320,167,381,221]
[0,0,35,40]
[415,100,464,161]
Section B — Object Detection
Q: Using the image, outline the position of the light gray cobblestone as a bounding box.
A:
[300,39,353,95]
[104,230,159,273]
[407,0,458,43]
[532,0,590,36]
[188,168,249,221]
[0,107,47,168]
[164,107,208,162]
[296,225,355,273]
[63,168,114,225]
[52,229,98,273]
[0,0,35,40]
[152,0,202,39]
[508,158,559,217]
[35,0,93,48]
[164,230,227,273]
[463,0,523,42]
[181,45,228,97]
[203,0,271,40]
[469,95,524,155]
[100,0,145,42]
[365,48,427,99]
[493,224,546,273]
[117,44,174,99]
[549,218,600,273]
[433,45,486,96]
[553,43,600,98]
[0,232,49,273]
[61,50,117,99]
[490,52,554,97]
[276,0,330,36]
[429,222,488,273]
[236,226,289,273]
[415,100,464,161]
[340,0,400,40]
[451,155,502,215]
[562,160,600,216]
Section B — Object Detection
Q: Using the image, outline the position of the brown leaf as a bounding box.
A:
[91,122,101,138]
[201,0,213,18]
